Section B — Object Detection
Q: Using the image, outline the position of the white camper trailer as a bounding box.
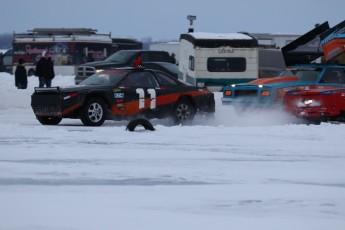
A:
[178,32,259,91]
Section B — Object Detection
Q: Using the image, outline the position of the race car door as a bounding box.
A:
[116,71,159,116]
[152,71,184,113]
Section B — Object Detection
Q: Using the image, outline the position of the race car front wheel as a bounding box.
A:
[36,116,62,125]
[173,99,195,124]
[80,98,106,126]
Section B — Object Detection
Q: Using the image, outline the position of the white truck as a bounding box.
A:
[178,32,259,92]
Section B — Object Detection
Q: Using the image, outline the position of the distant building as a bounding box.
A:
[12,28,113,75]
[250,33,301,49]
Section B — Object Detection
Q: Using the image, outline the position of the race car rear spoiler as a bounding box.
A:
[34,87,61,93]
[282,21,330,66]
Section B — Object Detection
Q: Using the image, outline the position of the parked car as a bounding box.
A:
[221,64,345,109]
[75,50,175,84]
[32,67,215,126]
[283,86,345,124]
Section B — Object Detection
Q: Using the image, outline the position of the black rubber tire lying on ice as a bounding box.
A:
[126,118,155,131]
[36,116,62,125]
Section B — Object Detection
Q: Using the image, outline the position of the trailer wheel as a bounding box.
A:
[36,116,62,125]
[80,98,106,126]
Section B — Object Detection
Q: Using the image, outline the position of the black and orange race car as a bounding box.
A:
[31,67,215,126]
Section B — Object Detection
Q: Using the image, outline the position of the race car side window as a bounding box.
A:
[339,70,345,84]
[321,68,345,84]
[296,71,319,82]
[119,72,158,88]
[154,72,178,86]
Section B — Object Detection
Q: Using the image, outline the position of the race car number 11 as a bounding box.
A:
[136,88,156,109]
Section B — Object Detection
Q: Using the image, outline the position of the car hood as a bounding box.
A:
[227,76,320,91]
[248,76,298,85]
[288,86,345,96]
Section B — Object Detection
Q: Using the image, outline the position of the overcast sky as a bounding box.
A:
[1,0,344,41]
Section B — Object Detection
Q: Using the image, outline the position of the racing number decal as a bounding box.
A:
[136,88,156,109]
[136,88,145,108]
[147,89,156,109]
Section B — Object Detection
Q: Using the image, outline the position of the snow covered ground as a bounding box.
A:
[0,72,344,230]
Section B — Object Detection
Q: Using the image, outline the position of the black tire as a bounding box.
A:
[173,99,195,124]
[36,116,62,125]
[126,118,155,131]
[80,98,107,126]
[305,118,323,125]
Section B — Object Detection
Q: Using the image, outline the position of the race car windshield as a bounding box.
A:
[79,70,128,86]
[277,68,321,82]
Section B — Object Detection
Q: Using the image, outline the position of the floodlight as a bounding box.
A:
[187,15,196,26]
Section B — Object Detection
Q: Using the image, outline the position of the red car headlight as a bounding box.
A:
[297,98,321,108]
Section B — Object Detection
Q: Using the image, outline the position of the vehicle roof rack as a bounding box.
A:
[13,28,112,42]
[28,28,98,35]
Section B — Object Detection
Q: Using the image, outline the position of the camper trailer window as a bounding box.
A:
[189,56,195,71]
[207,57,246,72]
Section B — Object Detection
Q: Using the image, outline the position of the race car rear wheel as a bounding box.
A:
[173,99,195,124]
[36,116,62,125]
[80,98,106,126]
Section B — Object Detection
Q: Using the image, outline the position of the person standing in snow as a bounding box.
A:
[170,53,176,64]
[36,51,55,87]
[15,58,28,89]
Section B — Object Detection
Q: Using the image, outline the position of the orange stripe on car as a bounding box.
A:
[62,103,83,116]
[249,76,298,84]
[111,90,210,115]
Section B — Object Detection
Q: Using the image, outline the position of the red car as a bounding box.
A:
[283,87,345,123]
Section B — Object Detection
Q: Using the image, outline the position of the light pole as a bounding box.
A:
[187,15,196,33]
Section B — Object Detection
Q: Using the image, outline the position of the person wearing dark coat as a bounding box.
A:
[170,53,176,64]
[15,58,28,89]
[36,51,55,87]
